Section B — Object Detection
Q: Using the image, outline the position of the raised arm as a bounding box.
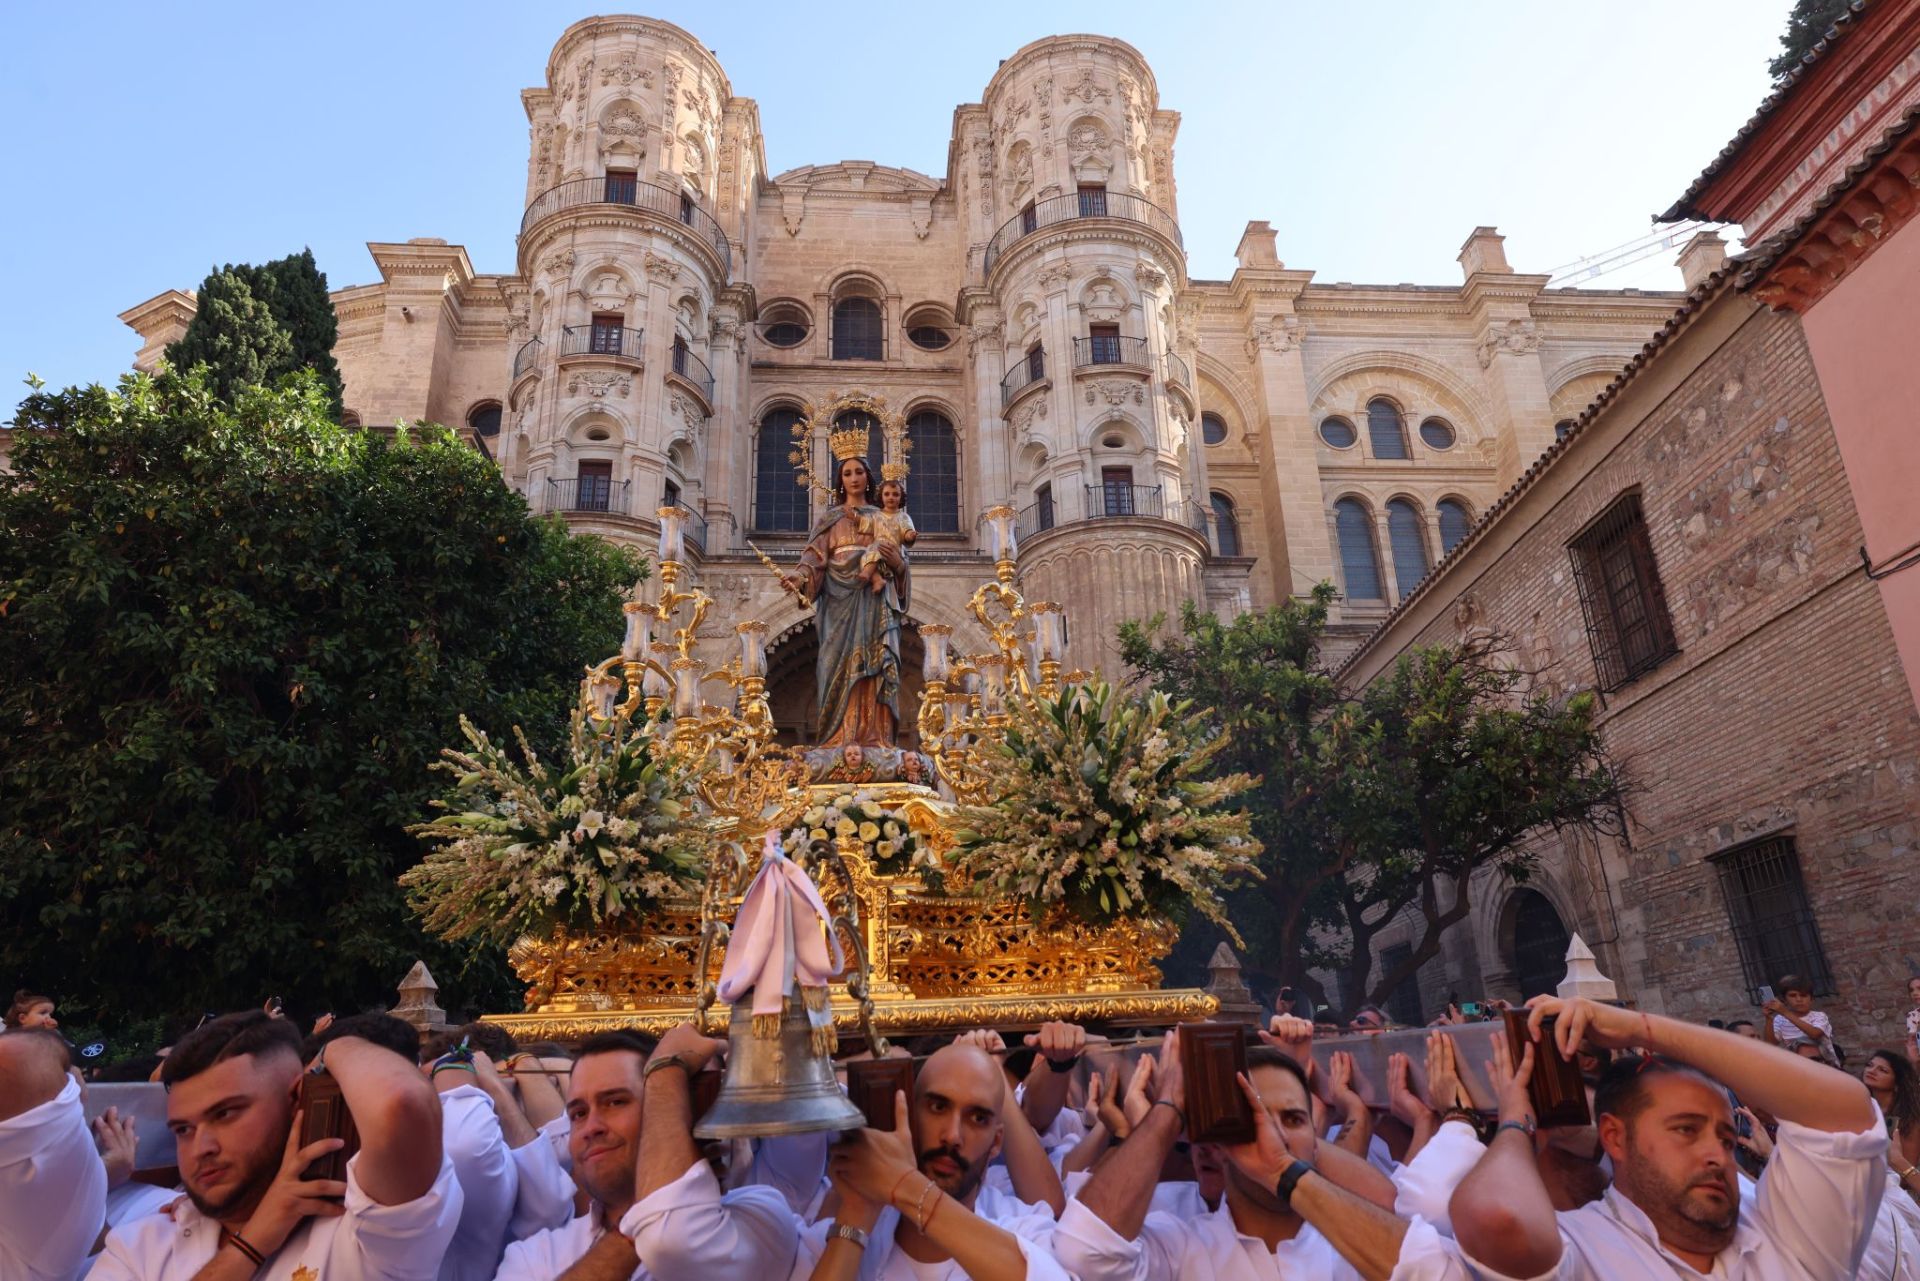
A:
[1529,997,1875,1133]
[1447,1034,1562,1279]
[1070,1029,1184,1241]
[323,1034,444,1205]
[637,1023,727,1199]
[1020,1021,1086,1134]
[998,1073,1066,1215]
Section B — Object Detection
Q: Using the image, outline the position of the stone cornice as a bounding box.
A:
[541,15,731,102]
[985,222,1188,294]
[117,288,197,335]
[1459,272,1550,313]
[368,240,476,292]
[1226,268,1314,311]
[515,209,729,287]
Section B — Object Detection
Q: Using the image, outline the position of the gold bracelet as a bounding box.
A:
[913,1177,940,1232]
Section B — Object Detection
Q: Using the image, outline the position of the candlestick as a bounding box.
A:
[736,620,768,679]
[919,624,952,683]
[656,505,687,565]
[622,602,654,661]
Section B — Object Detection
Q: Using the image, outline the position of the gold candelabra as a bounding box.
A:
[584,508,806,843]
[915,504,1079,804]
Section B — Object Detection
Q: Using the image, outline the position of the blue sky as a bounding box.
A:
[1,1,1788,415]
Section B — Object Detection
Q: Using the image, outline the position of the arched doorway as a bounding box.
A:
[1509,889,1572,999]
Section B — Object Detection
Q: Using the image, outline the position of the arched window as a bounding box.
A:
[1210,492,1241,557]
[754,408,808,532]
[467,402,502,438]
[1367,398,1409,460]
[832,296,883,361]
[906,410,960,534]
[1387,499,1430,596]
[1200,412,1228,446]
[1334,499,1384,601]
[1437,499,1472,554]
[1510,889,1572,998]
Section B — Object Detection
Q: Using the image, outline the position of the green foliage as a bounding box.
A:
[0,369,645,1028]
[954,679,1262,935]
[1769,0,1854,80]
[167,250,345,417]
[404,705,708,947]
[1121,589,1623,1010]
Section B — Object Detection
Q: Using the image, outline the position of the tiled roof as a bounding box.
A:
[1333,266,1742,680]
[1734,98,1920,287]
[1660,1,1871,222]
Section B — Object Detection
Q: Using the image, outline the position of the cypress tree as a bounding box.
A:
[1769,0,1854,81]
[163,269,293,407]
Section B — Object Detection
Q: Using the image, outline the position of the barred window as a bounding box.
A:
[754,408,809,532]
[1567,492,1677,691]
[1711,835,1835,1000]
[907,411,960,534]
[832,297,883,361]
[1335,498,1384,601]
[1387,499,1430,597]
[1367,398,1409,459]
[1210,492,1241,557]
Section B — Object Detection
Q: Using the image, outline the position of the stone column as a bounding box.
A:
[705,298,749,543]
[1457,228,1554,489]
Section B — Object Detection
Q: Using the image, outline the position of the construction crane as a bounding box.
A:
[1545,220,1718,288]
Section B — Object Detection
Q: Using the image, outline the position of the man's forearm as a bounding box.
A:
[1021,1062,1071,1134]
[322,1036,442,1204]
[516,1059,569,1130]
[920,1199,1029,1281]
[1312,1141,1397,1210]
[555,1230,639,1281]
[483,1077,539,1149]
[1290,1169,1409,1281]
[1071,1102,1180,1240]
[1447,1129,1561,1277]
[1645,1014,1873,1132]
[998,1092,1065,1214]
[636,1069,699,1199]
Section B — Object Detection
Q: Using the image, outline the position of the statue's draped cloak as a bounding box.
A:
[795,503,907,748]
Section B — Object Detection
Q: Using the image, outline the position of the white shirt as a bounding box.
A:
[506,1115,575,1242]
[104,1183,182,1231]
[89,1151,463,1281]
[1389,1120,1487,1238]
[1471,1113,1888,1281]
[439,1085,518,1281]
[1826,1167,1920,1281]
[1770,1010,1833,1046]
[494,1161,795,1281]
[1052,1194,1467,1281]
[794,1195,1068,1281]
[0,1076,107,1281]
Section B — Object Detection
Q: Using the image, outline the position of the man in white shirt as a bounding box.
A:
[89,1009,463,1281]
[1448,994,1887,1279]
[493,1024,797,1281]
[1051,1031,1466,1281]
[0,1028,107,1281]
[805,1041,1068,1281]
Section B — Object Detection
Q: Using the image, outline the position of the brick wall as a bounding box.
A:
[1342,296,1920,1052]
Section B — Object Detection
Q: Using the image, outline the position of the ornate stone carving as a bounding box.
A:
[1009,146,1034,200]
[603,104,646,138]
[642,251,680,284]
[966,320,1002,354]
[669,392,707,438]
[1085,279,1123,323]
[505,303,530,337]
[782,188,806,237]
[1067,120,1111,159]
[1013,396,1048,434]
[1036,263,1074,291]
[1249,314,1307,356]
[541,248,575,281]
[1136,262,1167,291]
[1476,318,1541,368]
[567,371,632,399]
[1085,380,1146,407]
[575,58,593,106]
[599,55,653,89]
[710,312,743,354]
[1061,69,1111,105]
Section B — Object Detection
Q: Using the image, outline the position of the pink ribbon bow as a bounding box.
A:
[716,830,845,1017]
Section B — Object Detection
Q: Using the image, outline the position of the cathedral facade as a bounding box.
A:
[119,15,1692,734]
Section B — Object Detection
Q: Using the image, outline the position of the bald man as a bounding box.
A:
[805,1042,1067,1281]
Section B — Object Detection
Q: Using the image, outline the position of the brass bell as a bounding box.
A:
[693,997,865,1139]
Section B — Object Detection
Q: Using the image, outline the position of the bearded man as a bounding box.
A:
[90,1010,461,1281]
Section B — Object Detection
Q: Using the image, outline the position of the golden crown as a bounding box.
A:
[794,393,909,498]
[829,424,870,462]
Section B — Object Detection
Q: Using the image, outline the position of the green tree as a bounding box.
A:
[1769,0,1854,81]
[167,250,345,417]
[1121,589,1624,1014]
[0,369,644,1028]
[163,269,291,407]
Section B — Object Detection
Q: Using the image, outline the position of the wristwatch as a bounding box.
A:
[1272,1158,1313,1205]
[830,1224,871,1250]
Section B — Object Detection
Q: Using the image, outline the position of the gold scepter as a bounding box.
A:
[748,540,811,610]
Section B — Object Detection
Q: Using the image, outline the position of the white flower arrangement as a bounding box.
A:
[782,787,937,886]
[403,700,707,946]
[953,679,1262,939]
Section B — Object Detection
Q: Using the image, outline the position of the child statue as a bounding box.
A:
[859,477,917,595]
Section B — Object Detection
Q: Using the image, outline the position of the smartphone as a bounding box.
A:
[1758,984,1777,1006]
[296,1071,360,1185]
[1459,1001,1482,1017]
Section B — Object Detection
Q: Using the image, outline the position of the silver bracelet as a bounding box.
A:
[830,1223,870,1250]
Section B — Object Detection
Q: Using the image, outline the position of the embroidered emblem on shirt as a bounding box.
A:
[292,1267,319,1281]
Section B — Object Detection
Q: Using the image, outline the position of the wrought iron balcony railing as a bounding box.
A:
[1000,348,1047,408]
[1071,335,1151,369]
[984,190,1183,275]
[544,476,631,517]
[1086,481,1165,521]
[668,343,715,403]
[559,324,645,360]
[511,336,543,382]
[1164,350,1191,391]
[520,177,732,279]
